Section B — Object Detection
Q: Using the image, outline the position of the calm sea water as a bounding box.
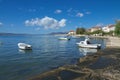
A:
[0,35,105,80]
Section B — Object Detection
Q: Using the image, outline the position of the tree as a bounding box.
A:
[91,30,103,36]
[76,27,86,34]
[115,20,120,36]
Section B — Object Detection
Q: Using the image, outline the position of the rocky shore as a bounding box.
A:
[28,36,120,80]
[29,47,120,80]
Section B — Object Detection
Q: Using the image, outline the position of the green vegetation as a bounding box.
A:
[76,27,85,34]
[115,20,120,36]
[89,30,115,36]
[91,30,103,35]
[75,21,120,36]
[76,28,115,36]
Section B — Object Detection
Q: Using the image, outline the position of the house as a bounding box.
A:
[102,24,115,32]
[68,30,76,35]
[90,26,102,32]
[86,29,91,33]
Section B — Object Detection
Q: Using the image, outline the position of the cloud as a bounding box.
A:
[28,9,36,12]
[68,14,74,17]
[67,8,73,12]
[76,13,84,17]
[67,8,79,13]
[85,11,91,14]
[67,8,91,17]
[0,22,3,27]
[25,16,67,29]
[55,9,62,14]
[95,23,104,27]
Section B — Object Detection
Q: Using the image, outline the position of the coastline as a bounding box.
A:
[29,48,120,80]
[29,35,120,80]
[55,34,120,48]
[54,34,120,48]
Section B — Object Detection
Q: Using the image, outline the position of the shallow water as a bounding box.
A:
[0,35,105,80]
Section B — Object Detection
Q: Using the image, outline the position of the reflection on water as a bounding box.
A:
[18,49,32,54]
[0,41,3,45]
[79,48,98,56]
[58,40,68,46]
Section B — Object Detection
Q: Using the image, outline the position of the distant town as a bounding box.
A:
[67,20,120,37]
[68,24,115,36]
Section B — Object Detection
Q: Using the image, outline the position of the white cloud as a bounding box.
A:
[58,19,66,27]
[55,9,62,14]
[25,16,67,29]
[0,22,3,27]
[85,11,91,14]
[67,8,79,13]
[67,8,73,12]
[96,23,104,27]
[28,9,36,12]
[68,13,74,17]
[76,13,84,17]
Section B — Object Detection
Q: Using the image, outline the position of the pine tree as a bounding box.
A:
[76,27,85,34]
[115,20,120,36]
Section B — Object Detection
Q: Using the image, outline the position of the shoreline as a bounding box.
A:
[28,35,120,80]
[29,48,120,80]
[76,34,120,48]
[55,34,120,48]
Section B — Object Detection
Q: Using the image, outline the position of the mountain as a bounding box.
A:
[0,33,27,36]
[49,32,68,35]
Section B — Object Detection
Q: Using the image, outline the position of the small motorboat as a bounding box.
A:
[58,37,70,40]
[18,43,32,50]
[76,38,101,49]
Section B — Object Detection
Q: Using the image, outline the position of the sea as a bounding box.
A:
[0,34,106,80]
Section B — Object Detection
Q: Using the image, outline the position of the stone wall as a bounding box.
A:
[106,37,120,48]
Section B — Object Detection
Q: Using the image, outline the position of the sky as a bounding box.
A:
[0,0,120,34]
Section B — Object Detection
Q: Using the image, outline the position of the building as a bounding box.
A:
[90,26,102,32]
[102,24,115,32]
[68,30,76,35]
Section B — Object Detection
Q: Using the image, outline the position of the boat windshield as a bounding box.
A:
[87,41,90,44]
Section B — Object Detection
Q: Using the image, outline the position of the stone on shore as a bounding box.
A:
[29,48,120,80]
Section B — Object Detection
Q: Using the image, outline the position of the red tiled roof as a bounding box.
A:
[108,24,115,28]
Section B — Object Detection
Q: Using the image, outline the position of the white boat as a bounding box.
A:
[18,43,32,50]
[59,37,70,40]
[76,38,101,49]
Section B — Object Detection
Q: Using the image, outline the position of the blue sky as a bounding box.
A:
[0,0,120,34]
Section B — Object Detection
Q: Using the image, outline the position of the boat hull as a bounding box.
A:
[18,43,32,50]
[59,38,70,40]
[77,43,101,49]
